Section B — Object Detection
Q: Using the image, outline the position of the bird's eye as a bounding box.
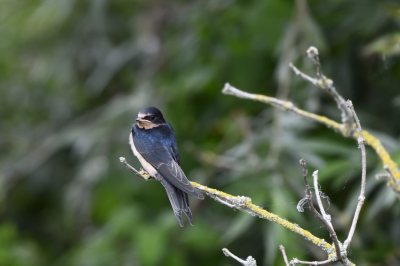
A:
[151,115,155,120]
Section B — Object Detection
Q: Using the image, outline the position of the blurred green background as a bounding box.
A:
[1,0,400,265]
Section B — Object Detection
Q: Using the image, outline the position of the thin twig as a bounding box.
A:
[279,245,290,266]
[290,258,332,265]
[305,47,354,135]
[383,166,400,200]
[215,196,237,208]
[119,157,153,181]
[375,173,390,180]
[223,248,247,264]
[299,159,342,262]
[313,170,333,229]
[222,248,257,266]
[343,100,366,249]
[289,62,319,86]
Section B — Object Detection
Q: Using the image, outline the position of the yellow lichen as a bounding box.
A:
[317,78,333,89]
[191,182,333,251]
[139,170,151,179]
[354,130,400,191]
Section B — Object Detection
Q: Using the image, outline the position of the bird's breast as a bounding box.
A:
[129,132,158,178]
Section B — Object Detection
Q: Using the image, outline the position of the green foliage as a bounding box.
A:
[0,0,400,265]
[0,223,42,266]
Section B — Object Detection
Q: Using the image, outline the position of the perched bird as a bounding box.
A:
[129,107,204,227]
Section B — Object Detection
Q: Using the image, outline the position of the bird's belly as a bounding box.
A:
[129,133,158,177]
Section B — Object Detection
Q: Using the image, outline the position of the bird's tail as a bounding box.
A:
[159,177,194,227]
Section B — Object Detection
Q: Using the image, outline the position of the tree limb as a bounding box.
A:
[119,158,336,255]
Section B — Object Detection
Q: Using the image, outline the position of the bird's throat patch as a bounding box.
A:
[137,121,158,130]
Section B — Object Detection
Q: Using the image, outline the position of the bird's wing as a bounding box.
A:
[133,134,204,200]
[167,123,181,165]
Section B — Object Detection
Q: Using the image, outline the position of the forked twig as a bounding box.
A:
[299,159,343,262]
[222,248,257,266]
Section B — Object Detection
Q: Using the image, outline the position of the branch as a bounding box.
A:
[375,173,390,180]
[290,258,332,265]
[383,165,400,200]
[222,248,257,266]
[119,157,153,180]
[288,62,319,86]
[222,83,400,197]
[313,170,333,229]
[299,159,343,262]
[222,83,343,131]
[119,158,335,254]
[120,157,355,265]
[191,181,337,254]
[305,46,354,135]
[279,245,290,266]
[343,101,366,249]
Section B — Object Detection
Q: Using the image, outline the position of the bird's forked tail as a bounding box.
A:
[159,178,194,227]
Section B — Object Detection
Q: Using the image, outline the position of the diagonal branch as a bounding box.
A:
[222,83,343,132]
[302,46,354,135]
[119,157,153,181]
[222,248,257,266]
[119,157,336,255]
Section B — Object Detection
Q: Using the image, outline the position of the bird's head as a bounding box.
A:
[136,107,166,129]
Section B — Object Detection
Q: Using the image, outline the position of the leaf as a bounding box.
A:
[364,33,400,56]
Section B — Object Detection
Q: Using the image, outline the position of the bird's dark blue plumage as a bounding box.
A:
[129,107,203,227]
[133,123,179,164]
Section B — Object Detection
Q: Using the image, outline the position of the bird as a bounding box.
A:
[129,107,204,227]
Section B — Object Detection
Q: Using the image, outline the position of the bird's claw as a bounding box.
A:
[140,168,150,176]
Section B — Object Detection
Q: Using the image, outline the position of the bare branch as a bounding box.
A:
[290,258,332,265]
[313,170,333,229]
[222,83,343,132]
[305,46,354,135]
[289,62,319,86]
[299,159,343,262]
[191,180,335,254]
[375,173,390,180]
[343,100,366,249]
[215,196,237,208]
[119,156,334,253]
[279,245,290,266]
[119,157,153,181]
[222,248,257,266]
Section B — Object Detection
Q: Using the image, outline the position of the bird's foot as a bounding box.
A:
[140,168,151,178]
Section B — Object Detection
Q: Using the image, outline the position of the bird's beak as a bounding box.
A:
[136,117,147,122]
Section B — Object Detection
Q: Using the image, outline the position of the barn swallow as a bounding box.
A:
[129,107,204,227]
